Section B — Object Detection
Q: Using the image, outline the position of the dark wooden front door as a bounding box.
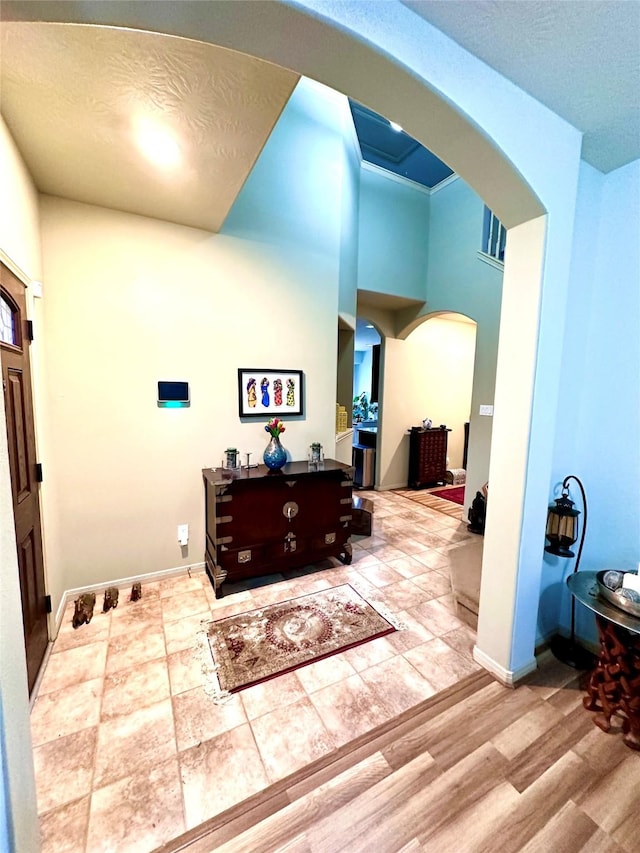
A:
[1,261,48,694]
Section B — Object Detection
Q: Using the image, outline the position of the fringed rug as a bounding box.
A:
[201,584,396,697]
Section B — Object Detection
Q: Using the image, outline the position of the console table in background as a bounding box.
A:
[408,427,450,489]
[568,571,640,750]
[203,460,353,597]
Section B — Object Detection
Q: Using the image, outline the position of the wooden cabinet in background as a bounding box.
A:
[408,427,450,489]
[203,460,353,597]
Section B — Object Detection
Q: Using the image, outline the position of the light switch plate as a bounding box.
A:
[479,404,494,416]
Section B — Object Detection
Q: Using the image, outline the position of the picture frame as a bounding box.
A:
[238,368,304,418]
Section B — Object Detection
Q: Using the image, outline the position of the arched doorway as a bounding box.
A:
[404,313,476,478]
[6,0,566,679]
[4,10,581,845]
[3,2,579,744]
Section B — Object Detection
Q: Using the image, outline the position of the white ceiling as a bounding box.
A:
[0,23,298,232]
[1,5,638,235]
[401,0,640,173]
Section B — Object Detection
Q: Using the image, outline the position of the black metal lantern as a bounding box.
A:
[545,488,580,557]
[544,474,596,670]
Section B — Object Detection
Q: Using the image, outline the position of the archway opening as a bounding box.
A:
[3,9,559,849]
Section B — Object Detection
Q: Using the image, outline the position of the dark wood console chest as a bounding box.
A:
[408,427,450,489]
[203,460,353,597]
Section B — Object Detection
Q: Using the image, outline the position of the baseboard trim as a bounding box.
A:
[53,562,206,636]
[472,645,538,687]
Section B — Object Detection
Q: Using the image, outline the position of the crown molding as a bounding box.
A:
[361,160,459,196]
[429,172,460,194]
[361,160,432,195]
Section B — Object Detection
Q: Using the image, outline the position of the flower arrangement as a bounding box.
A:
[265,417,286,439]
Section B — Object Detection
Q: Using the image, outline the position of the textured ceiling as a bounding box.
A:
[2,5,638,237]
[0,23,298,232]
[401,0,640,173]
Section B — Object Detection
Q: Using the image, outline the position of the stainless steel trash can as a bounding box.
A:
[352,445,375,488]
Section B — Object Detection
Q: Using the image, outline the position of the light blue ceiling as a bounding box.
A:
[349,100,454,189]
[355,317,381,350]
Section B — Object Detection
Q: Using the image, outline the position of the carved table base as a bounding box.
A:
[583,615,640,750]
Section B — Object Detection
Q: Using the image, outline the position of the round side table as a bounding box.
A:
[568,571,640,750]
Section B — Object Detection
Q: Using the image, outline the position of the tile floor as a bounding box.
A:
[31,488,480,853]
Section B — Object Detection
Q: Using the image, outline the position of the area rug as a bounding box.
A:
[429,486,465,505]
[201,584,396,697]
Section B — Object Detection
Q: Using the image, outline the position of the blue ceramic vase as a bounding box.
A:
[263,435,287,470]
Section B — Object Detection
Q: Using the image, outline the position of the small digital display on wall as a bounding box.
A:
[157,381,190,408]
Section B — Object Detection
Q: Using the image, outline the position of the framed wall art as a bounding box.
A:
[238,368,304,418]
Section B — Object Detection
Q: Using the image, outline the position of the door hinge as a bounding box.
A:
[35,462,43,482]
[44,595,52,614]
[26,320,34,341]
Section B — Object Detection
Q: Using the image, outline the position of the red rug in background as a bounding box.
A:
[430,486,465,505]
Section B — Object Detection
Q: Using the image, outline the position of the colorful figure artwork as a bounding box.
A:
[246,377,257,408]
[273,378,283,406]
[261,377,270,407]
[286,378,295,407]
[238,369,302,417]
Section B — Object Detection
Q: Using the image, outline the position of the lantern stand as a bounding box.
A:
[544,475,597,670]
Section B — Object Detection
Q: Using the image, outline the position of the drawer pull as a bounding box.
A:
[284,533,297,553]
[283,501,299,519]
[238,550,252,564]
[325,532,336,545]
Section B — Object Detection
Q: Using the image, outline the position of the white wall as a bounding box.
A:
[542,159,640,647]
[0,120,42,280]
[358,170,501,499]
[38,78,351,614]
[423,178,503,506]
[338,96,361,327]
[358,166,430,300]
[377,315,475,488]
[407,316,476,468]
[39,195,341,597]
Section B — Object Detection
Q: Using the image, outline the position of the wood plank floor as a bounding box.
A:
[155,655,639,853]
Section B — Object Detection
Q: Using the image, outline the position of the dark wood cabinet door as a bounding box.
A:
[1,262,48,694]
[408,428,449,489]
[204,461,353,595]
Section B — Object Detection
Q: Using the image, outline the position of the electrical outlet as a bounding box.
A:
[479,404,494,416]
[177,524,189,543]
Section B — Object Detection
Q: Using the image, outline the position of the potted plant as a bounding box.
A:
[352,392,369,422]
